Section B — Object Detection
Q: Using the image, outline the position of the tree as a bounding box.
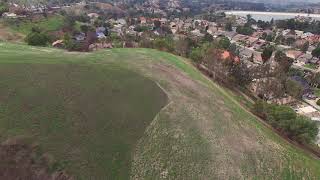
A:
[246,14,254,25]
[80,25,89,34]
[286,79,304,99]
[25,27,49,46]
[236,26,254,36]
[63,33,81,51]
[254,101,318,144]
[285,37,295,46]
[317,99,320,106]
[275,34,284,45]
[175,37,192,57]
[264,103,318,144]
[134,25,149,32]
[154,20,161,29]
[288,116,318,144]
[275,50,293,72]
[261,32,267,40]
[249,53,254,62]
[287,19,296,30]
[253,99,266,118]
[312,46,320,58]
[225,22,233,31]
[301,41,309,53]
[0,1,8,16]
[194,21,199,27]
[190,47,205,63]
[63,14,76,28]
[153,37,174,52]
[228,43,238,55]
[218,37,231,50]
[265,105,296,129]
[231,61,252,86]
[270,18,274,25]
[202,33,213,43]
[266,34,273,42]
[261,46,273,63]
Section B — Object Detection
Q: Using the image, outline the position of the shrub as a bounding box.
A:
[218,37,231,50]
[152,37,174,52]
[253,101,318,144]
[63,33,81,51]
[236,26,254,35]
[25,28,49,46]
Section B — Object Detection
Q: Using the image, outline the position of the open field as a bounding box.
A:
[0,42,320,179]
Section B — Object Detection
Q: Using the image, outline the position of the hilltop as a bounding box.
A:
[0,42,319,179]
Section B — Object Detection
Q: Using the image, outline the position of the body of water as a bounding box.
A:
[225,11,320,21]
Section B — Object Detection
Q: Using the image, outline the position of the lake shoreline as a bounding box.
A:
[225,11,320,21]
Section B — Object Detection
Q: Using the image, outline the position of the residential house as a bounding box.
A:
[232,34,247,43]
[190,29,204,37]
[87,13,99,19]
[245,37,259,47]
[74,33,86,41]
[96,32,106,39]
[302,32,314,39]
[140,17,147,24]
[159,18,168,25]
[308,57,320,65]
[170,22,178,34]
[111,24,124,36]
[294,39,308,49]
[252,39,266,50]
[52,40,64,48]
[2,12,17,18]
[305,35,320,45]
[282,29,291,36]
[285,50,303,60]
[296,53,312,65]
[295,30,304,38]
[116,18,127,25]
[239,47,263,64]
[207,26,219,36]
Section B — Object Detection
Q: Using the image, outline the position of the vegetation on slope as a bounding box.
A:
[0,42,319,179]
[5,15,64,35]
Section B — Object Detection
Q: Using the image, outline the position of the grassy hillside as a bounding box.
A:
[0,44,168,179]
[0,15,64,35]
[0,42,319,179]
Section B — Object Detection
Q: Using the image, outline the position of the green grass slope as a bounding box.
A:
[6,15,64,35]
[0,42,319,179]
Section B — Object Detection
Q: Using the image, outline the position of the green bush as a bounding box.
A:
[236,26,254,35]
[152,37,174,53]
[63,33,82,51]
[253,101,318,144]
[0,2,9,16]
[218,37,231,50]
[316,99,320,106]
[25,28,49,46]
